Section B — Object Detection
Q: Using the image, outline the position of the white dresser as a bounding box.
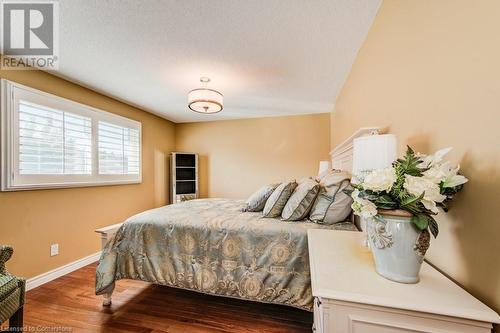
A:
[307,230,500,333]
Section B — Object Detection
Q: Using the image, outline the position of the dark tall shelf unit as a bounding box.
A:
[170,152,198,203]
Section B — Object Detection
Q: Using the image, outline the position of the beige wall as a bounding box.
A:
[330,0,500,318]
[0,67,176,278]
[176,114,330,199]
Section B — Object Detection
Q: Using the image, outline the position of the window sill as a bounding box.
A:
[1,179,142,191]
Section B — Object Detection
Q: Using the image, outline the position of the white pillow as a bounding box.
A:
[242,184,278,212]
[309,171,353,224]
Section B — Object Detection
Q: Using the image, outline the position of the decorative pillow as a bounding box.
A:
[319,170,350,187]
[315,168,333,182]
[262,181,297,218]
[242,184,278,212]
[281,179,320,221]
[309,171,353,224]
[315,168,341,183]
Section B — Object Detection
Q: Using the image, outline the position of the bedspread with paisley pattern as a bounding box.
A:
[95,198,357,311]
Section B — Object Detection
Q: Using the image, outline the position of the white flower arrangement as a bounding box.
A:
[363,167,397,192]
[349,146,468,237]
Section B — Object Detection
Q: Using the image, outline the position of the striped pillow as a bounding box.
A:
[281,179,320,221]
[243,184,279,212]
[262,181,297,218]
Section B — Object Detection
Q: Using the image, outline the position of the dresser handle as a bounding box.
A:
[315,297,322,307]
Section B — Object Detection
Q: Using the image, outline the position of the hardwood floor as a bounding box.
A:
[20,263,313,333]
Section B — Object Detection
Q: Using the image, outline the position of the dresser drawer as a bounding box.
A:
[322,300,493,333]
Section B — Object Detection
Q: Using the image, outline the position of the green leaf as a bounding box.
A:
[375,195,398,210]
[428,216,439,238]
[394,146,425,177]
[356,190,379,201]
[411,214,429,230]
[401,191,424,206]
[400,192,425,215]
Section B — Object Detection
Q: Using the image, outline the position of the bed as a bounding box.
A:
[95,128,380,311]
[95,198,357,311]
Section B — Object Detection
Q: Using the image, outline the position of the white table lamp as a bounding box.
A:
[352,134,397,179]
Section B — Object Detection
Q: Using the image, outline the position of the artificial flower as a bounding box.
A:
[419,147,453,168]
[423,161,452,184]
[403,175,446,213]
[442,165,469,188]
[351,189,378,218]
[423,161,469,189]
[362,167,397,192]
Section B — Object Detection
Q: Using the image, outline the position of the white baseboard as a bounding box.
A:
[26,251,101,291]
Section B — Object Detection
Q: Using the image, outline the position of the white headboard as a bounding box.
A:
[329,127,380,173]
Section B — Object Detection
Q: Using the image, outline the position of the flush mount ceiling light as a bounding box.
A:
[188,77,223,114]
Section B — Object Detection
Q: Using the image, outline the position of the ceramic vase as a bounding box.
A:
[367,210,431,283]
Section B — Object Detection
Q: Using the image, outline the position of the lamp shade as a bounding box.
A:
[188,88,224,114]
[317,160,331,177]
[352,134,397,176]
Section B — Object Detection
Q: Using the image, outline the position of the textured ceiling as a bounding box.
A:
[52,0,381,123]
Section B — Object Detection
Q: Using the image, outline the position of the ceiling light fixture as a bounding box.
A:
[188,77,223,114]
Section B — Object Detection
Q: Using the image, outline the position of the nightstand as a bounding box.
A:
[307,230,500,333]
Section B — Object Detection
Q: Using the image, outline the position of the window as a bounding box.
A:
[98,121,140,175]
[19,101,92,175]
[1,80,142,191]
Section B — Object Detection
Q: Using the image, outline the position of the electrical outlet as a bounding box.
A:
[50,243,59,256]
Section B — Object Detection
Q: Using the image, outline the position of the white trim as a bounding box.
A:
[1,79,143,191]
[26,251,101,291]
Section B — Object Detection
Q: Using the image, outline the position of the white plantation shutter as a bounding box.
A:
[18,101,92,175]
[19,101,64,174]
[124,128,140,174]
[1,80,142,191]
[63,112,92,174]
[98,121,140,175]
